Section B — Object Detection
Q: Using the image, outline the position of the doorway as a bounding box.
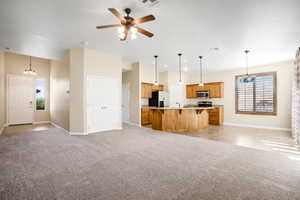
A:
[122,83,130,123]
[7,75,35,125]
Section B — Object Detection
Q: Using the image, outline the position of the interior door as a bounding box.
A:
[7,75,34,125]
[87,76,121,133]
[122,83,130,123]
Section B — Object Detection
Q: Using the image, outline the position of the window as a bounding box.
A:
[36,80,46,110]
[235,72,277,115]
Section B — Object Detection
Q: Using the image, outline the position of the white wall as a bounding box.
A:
[50,51,70,131]
[187,61,293,129]
[69,48,123,134]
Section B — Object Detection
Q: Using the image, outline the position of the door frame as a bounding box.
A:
[122,82,130,123]
[6,74,35,125]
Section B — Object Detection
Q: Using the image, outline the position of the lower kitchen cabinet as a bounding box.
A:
[208,107,224,125]
[141,108,153,126]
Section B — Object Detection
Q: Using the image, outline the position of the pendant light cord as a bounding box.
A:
[178,53,182,82]
[245,50,250,76]
[154,55,158,83]
[199,56,203,84]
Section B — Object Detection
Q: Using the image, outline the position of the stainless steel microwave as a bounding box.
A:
[196,90,209,98]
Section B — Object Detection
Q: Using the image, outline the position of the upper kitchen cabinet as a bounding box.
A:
[186,84,197,98]
[186,82,224,98]
[141,82,164,98]
[152,84,164,91]
[141,83,153,98]
[206,82,224,98]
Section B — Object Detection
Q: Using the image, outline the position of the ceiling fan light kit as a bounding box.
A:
[96,8,155,41]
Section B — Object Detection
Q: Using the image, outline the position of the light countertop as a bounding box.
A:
[143,106,215,110]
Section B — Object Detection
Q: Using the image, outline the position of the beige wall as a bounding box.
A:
[50,51,70,131]
[122,63,140,125]
[4,52,51,122]
[69,48,86,134]
[0,51,5,130]
[187,61,293,129]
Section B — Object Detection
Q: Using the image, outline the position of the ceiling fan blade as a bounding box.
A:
[136,26,154,37]
[96,24,122,29]
[133,15,155,24]
[108,8,125,22]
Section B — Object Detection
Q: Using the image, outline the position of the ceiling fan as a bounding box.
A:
[96,8,155,41]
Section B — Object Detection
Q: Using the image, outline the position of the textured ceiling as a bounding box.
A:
[0,0,299,72]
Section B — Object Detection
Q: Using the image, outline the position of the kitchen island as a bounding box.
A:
[149,107,213,133]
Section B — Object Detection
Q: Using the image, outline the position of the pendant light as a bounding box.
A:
[243,50,254,83]
[154,55,159,86]
[24,56,37,76]
[178,53,183,84]
[199,56,204,86]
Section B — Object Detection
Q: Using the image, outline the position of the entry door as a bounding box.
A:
[122,83,130,123]
[87,76,122,133]
[8,75,34,125]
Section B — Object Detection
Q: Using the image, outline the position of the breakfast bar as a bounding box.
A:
[149,107,213,132]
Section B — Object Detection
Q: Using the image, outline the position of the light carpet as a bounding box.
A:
[0,125,300,200]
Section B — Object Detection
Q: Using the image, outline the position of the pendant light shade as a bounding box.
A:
[24,56,37,76]
[178,53,183,84]
[199,56,204,86]
[154,55,159,86]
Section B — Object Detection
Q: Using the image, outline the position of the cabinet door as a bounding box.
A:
[186,85,195,98]
[141,83,153,98]
[147,84,153,98]
[141,108,150,125]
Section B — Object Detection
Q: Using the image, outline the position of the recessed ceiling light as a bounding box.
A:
[164,64,168,68]
[183,67,188,72]
[5,47,10,50]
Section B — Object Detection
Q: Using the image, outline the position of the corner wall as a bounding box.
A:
[0,51,5,132]
[50,51,70,131]
[122,63,140,125]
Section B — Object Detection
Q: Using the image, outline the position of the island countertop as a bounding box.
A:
[143,106,215,110]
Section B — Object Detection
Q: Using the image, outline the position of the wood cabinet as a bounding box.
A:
[186,84,197,98]
[152,84,164,91]
[208,107,224,125]
[186,82,224,99]
[206,82,224,98]
[141,83,153,98]
[141,108,153,125]
[141,82,164,98]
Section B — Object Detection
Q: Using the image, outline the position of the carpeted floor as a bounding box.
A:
[1,125,300,200]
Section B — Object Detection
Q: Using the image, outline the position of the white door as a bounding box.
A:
[122,83,130,123]
[87,76,122,133]
[7,75,34,125]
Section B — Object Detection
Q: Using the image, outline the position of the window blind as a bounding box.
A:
[236,72,276,115]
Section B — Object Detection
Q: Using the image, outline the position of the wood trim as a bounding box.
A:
[235,71,277,116]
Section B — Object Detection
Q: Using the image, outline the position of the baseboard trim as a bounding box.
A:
[223,122,291,131]
[123,121,141,127]
[0,126,4,135]
[50,122,70,134]
[69,132,88,136]
[33,121,51,124]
